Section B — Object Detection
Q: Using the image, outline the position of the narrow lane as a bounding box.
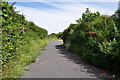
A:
[22,40,113,78]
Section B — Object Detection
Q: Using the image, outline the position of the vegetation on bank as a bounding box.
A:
[1,1,49,78]
[1,0,120,78]
[60,8,120,74]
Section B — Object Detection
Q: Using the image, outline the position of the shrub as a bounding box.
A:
[2,1,48,78]
[60,8,120,74]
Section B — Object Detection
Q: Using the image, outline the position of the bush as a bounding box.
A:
[60,8,120,74]
[2,1,48,78]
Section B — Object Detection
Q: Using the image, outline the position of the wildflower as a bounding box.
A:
[20,29,25,32]
[89,32,95,37]
[10,48,13,49]
[89,32,95,35]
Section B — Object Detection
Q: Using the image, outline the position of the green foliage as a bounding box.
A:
[50,32,62,39]
[2,1,48,78]
[3,39,48,78]
[115,10,120,30]
[60,8,120,74]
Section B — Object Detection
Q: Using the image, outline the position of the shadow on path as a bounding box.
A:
[55,44,115,79]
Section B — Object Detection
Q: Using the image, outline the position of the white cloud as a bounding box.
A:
[15,2,115,34]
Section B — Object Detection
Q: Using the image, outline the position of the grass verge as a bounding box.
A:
[2,38,48,78]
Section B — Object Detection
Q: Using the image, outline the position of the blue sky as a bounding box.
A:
[14,2,118,11]
[9,1,119,34]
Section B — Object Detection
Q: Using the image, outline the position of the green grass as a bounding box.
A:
[2,1,51,79]
[2,38,48,78]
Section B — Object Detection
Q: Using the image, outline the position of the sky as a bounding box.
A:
[9,0,119,34]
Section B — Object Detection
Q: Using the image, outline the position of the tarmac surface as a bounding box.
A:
[22,40,114,78]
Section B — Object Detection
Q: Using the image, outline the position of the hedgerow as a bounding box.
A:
[60,8,120,74]
[1,1,48,78]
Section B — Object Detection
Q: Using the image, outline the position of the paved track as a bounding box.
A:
[22,40,113,78]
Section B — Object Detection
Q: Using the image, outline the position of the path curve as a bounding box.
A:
[22,40,114,78]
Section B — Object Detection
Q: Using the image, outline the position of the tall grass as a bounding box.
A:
[1,1,49,78]
[2,39,48,78]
